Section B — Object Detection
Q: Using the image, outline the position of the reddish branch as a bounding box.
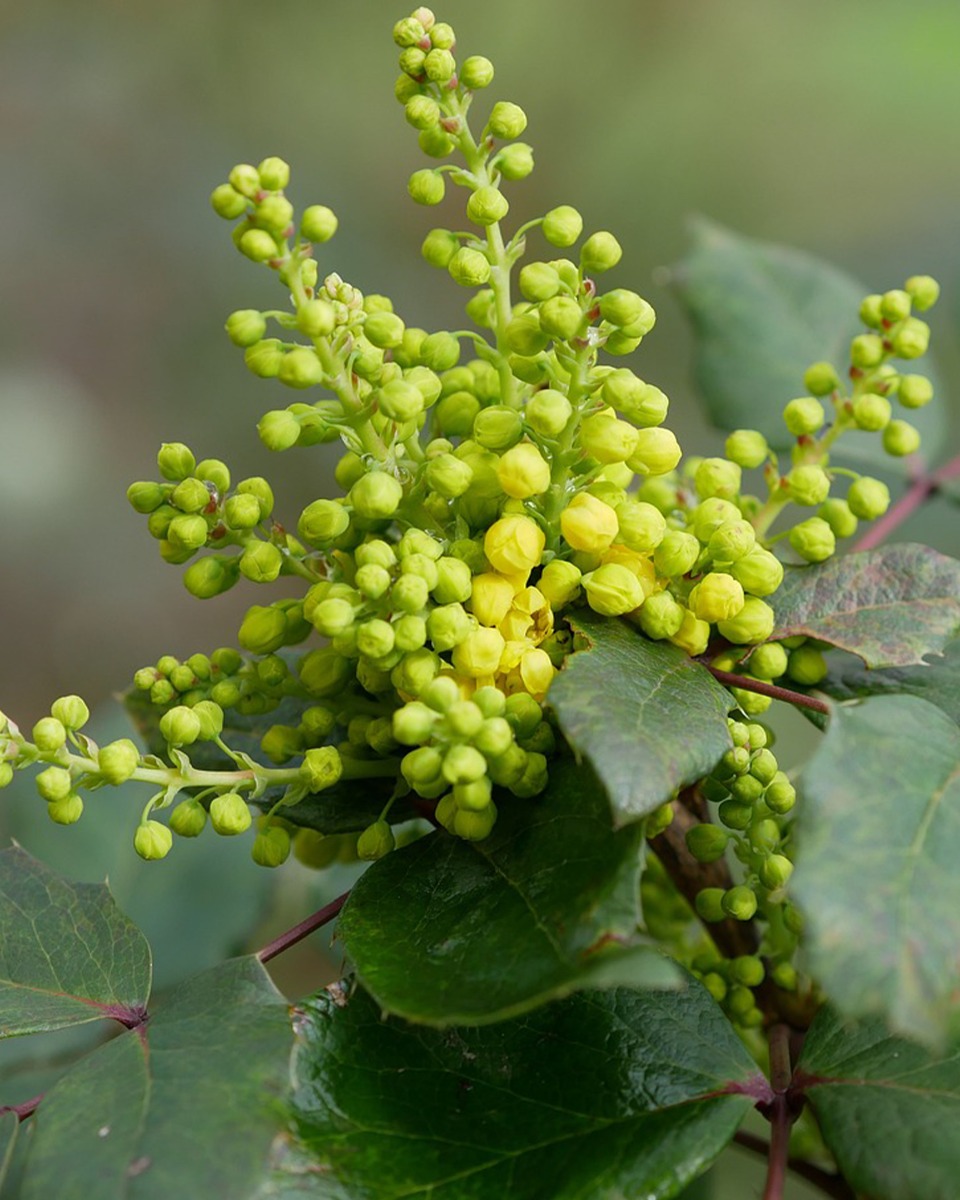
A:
[853,452,960,553]
[734,1132,856,1200]
[704,667,831,715]
[257,888,351,964]
[0,1093,43,1122]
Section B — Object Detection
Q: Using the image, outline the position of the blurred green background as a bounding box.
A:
[0,5,958,1193]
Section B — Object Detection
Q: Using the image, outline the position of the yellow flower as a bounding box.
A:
[452,627,507,678]
[484,515,546,575]
[468,572,516,626]
[560,492,618,553]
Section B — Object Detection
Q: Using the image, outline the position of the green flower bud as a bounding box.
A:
[170,477,211,514]
[787,646,828,686]
[892,317,930,360]
[363,311,403,351]
[788,517,835,564]
[730,549,784,597]
[158,705,200,747]
[748,643,788,680]
[209,793,252,836]
[284,202,328,244]
[229,163,260,197]
[448,247,491,286]
[580,231,622,274]
[692,573,745,623]
[295,746,341,794]
[538,295,583,341]
[708,519,756,563]
[598,289,652,331]
[880,288,911,322]
[487,100,527,139]
[255,195,294,234]
[787,465,831,507]
[729,774,764,804]
[817,498,858,540]
[453,802,498,841]
[724,430,768,470]
[423,46,455,82]
[583,563,645,616]
[536,208,581,253]
[349,471,404,519]
[238,228,279,263]
[419,331,460,372]
[426,602,475,651]
[467,186,509,227]
[298,645,354,697]
[424,453,471,499]
[803,361,840,396]
[765,775,796,815]
[898,374,933,409]
[244,338,284,379]
[694,888,727,923]
[210,183,247,219]
[167,513,209,552]
[882,419,921,457]
[126,481,166,514]
[36,766,73,803]
[637,589,685,638]
[238,605,287,655]
[525,388,572,437]
[495,142,534,181]
[759,854,793,890]
[695,458,741,501]
[850,333,885,368]
[393,14,425,45]
[627,428,682,476]
[432,557,474,605]
[169,797,208,838]
[278,348,324,390]
[421,228,461,268]
[250,825,291,868]
[653,530,700,578]
[771,963,798,991]
[132,816,177,862]
[392,700,436,746]
[504,312,549,357]
[97,739,140,785]
[441,744,487,786]
[461,54,494,88]
[299,498,350,546]
[352,819,394,862]
[518,262,561,303]
[238,541,281,584]
[183,556,238,599]
[257,409,301,452]
[295,298,336,338]
[354,618,395,661]
[846,476,890,520]
[717,597,775,645]
[33,717,67,752]
[782,397,825,436]
[157,442,196,482]
[408,168,445,206]
[685,824,729,864]
[496,442,550,499]
[852,392,892,431]
[859,294,883,327]
[613,501,665,554]
[905,274,940,311]
[256,156,290,191]
[259,724,303,765]
[222,493,260,530]
[50,694,89,731]
[722,885,758,921]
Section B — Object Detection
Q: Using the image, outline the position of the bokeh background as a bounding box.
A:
[0,4,958,1193]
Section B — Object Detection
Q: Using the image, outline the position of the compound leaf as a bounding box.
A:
[770,544,960,667]
[338,757,678,1026]
[798,1006,960,1200]
[18,957,292,1200]
[548,612,732,826]
[793,695,960,1046]
[0,847,151,1038]
[668,218,946,459]
[280,977,764,1200]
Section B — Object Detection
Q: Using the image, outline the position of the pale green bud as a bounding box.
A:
[542,205,582,248]
[787,465,831,507]
[349,471,404,519]
[355,819,394,862]
[228,163,260,197]
[581,231,622,274]
[892,317,929,359]
[251,826,291,868]
[497,442,551,498]
[653,530,699,577]
[495,142,534,180]
[448,247,491,286]
[225,309,266,348]
[717,596,775,644]
[526,388,572,437]
[256,156,290,190]
[300,205,338,243]
[258,409,301,451]
[851,333,885,368]
[882,419,921,457]
[539,295,583,341]
[817,498,858,540]
[170,797,208,838]
[97,739,140,785]
[627,428,682,476]
[898,374,933,409]
[420,331,461,372]
[488,100,527,138]
[278,348,324,390]
[461,54,494,88]
[408,168,445,205]
[852,392,892,431]
[423,47,455,82]
[299,647,354,697]
[33,717,67,752]
[300,746,343,793]
[238,228,279,263]
[467,186,509,227]
[426,453,472,498]
[296,298,336,338]
[239,541,282,583]
[209,793,252,836]
[157,442,196,481]
[787,646,828,686]
[583,563,645,616]
[245,339,284,378]
[846,477,889,520]
[299,499,350,545]
[789,517,836,563]
[748,643,788,679]
[803,361,841,396]
[255,195,294,233]
[134,819,172,859]
[422,228,460,268]
[904,274,940,311]
[782,397,825,436]
[36,766,73,803]
[238,604,287,655]
[685,824,729,864]
[637,590,685,638]
[724,430,768,470]
[51,694,90,730]
[224,493,261,530]
[365,311,405,350]
[210,183,247,219]
[695,457,742,501]
[616,501,666,553]
[474,405,524,451]
[519,262,561,302]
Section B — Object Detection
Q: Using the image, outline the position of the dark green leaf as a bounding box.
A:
[0,847,151,1037]
[770,544,960,667]
[548,613,732,826]
[668,218,946,459]
[793,695,960,1045]
[0,1113,17,1193]
[817,639,960,724]
[125,691,406,834]
[281,978,764,1200]
[338,757,678,1026]
[19,957,292,1200]
[798,1006,960,1200]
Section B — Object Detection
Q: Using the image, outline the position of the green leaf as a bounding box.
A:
[0,847,151,1038]
[125,691,406,834]
[817,639,960,725]
[668,218,946,460]
[770,543,960,667]
[0,1113,18,1193]
[338,757,678,1026]
[793,695,960,1045]
[798,1006,960,1200]
[548,613,732,826]
[18,957,293,1200]
[281,978,764,1200]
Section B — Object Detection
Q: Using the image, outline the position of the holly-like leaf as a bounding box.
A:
[17,957,292,1200]
[126,691,407,834]
[338,757,678,1026]
[281,978,765,1200]
[668,218,946,459]
[817,639,960,725]
[770,544,960,668]
[798,1006,960,1200]
[0,847,151,1038]
[793,695,960,1046]
[548,612,732,826]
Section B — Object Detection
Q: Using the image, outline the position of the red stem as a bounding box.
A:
[704,667,830,715]
[853,452,960,552]
[733,1132,855,1200]
[0,1093,43,1122]
[761,1025,795,1200]
[257,888,350,964]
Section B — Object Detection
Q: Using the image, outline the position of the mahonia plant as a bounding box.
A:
[2,9,960,1200]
